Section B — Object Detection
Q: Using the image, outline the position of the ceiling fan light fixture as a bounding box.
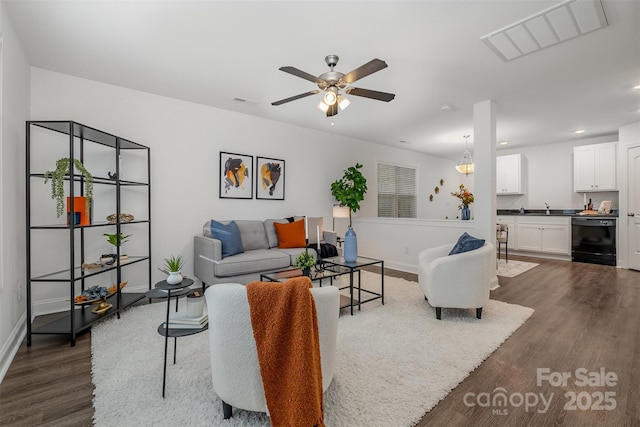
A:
[337,94,351,110]
[323,88,338,105]
[456,135,474,176]
[317,100,330,113]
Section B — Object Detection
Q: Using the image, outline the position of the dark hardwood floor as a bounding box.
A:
[1,256,638,426]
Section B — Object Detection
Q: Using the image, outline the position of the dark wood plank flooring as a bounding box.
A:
[1,256,638,426]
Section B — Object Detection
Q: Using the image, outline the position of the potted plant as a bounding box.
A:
[295,251,316,277]
[330,163,367,261]
[164,254,185,285]
[44,157,93,218]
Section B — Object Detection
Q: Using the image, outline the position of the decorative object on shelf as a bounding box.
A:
[44,157,93,218]
[104,232,131,251]
[220,151,253,199]
[331,163,367,262]
[106,213,135,223]
[295,251,316,277]
[256,156,285,200]
[164,254,185,285]
[66,196,90,226]
[451,184,474,221]
[455,135,474,176]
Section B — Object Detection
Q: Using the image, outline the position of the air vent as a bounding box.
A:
[481,0,608,62]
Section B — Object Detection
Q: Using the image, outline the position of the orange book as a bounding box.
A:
[66,196,90,226]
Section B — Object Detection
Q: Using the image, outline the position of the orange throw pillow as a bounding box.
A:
[274,220,306,249]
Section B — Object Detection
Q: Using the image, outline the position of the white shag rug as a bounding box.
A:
[496,260,539,278]
[92,272,533,426]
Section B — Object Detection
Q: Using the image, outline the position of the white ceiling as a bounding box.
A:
[5,0,640,160]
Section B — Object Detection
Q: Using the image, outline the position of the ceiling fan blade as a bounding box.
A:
[279,66,327,86]
[271,90,320,106]
[341,59,388,84]
[346,87,395,102]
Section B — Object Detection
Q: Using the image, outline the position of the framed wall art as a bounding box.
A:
[256,156,285,200]
[219,151,253,199]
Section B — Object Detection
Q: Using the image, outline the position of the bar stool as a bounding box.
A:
[496,223,509,263]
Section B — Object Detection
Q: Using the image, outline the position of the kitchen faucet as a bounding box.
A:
[545,203,550,215]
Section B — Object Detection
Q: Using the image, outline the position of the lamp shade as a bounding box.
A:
[332,205,350,218]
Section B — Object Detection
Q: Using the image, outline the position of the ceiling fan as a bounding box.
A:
[271,55,395,117]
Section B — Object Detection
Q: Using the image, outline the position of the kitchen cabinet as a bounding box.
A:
[496,154,522,195]
[516,216,570,255]
[573,142,617,192]
[496,215,516,249]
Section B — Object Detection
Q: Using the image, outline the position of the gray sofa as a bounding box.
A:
[194,218,337,285]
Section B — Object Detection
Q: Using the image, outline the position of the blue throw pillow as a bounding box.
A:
[210,220,244,258]
[449,232,485,255]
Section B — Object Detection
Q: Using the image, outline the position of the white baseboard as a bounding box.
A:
[0,312,26,384]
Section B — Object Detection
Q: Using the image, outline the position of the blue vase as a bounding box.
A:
[461,205,471,220]
[344,227,358,262]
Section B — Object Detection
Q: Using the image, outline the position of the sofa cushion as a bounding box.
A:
[234,220,270,251]
[210,220,245,258]
[264,218,290,248]
[449,232,486,256]
[274,220,306,248]
[214,249,290,277]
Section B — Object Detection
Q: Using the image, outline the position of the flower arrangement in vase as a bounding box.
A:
[451,184,474,220]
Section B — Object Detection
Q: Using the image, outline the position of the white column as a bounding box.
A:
[473,100,497,273]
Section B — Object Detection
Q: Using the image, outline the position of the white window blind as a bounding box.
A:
[377,163,417,218]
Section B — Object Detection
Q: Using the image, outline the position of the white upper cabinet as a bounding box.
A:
[573,142,617,192]
[496,154,522,195]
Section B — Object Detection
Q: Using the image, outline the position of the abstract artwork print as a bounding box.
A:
[256,156,285,200]
[219,152,253,199]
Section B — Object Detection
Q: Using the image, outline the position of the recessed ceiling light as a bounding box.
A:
[499,141,509,145]
[574,129,586,134]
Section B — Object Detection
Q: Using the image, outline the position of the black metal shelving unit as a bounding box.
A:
[26,121,152,346]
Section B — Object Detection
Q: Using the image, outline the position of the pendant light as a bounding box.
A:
[455,134,474,175]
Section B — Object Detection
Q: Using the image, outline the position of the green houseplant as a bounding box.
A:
[330,163,367,228]
[43,157,93,218]
[164,254,185,285]
[331,163,367,262]
[103,232,131,248]
[295,251,316,276]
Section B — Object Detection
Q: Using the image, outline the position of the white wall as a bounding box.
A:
[28,68,459,302]
[617,121,640,268]
[496,135,619,212]
[0,1,30,382]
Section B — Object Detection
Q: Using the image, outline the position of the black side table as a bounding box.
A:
[146,278,207,397]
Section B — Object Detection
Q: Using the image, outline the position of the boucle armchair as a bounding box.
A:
[204,283,339,419]
[418,242,494,320]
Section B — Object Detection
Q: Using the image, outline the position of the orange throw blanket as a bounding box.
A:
[246,277,325,427]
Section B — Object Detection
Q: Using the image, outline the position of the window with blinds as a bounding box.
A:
[377,163,417,218]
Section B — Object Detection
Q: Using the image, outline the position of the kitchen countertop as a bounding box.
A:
[497,209,618,218]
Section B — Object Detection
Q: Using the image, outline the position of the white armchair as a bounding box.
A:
[418,242,494,320]
[204,283,340,419]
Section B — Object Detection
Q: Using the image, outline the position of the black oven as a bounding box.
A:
[571,217,616,266]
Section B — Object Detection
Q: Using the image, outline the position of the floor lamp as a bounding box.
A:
[332,205,350,234]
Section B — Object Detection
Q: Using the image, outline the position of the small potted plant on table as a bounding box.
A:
[164,254,185,285]
[295,251,316,277]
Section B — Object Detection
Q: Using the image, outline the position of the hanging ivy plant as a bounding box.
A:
[43,158,93,218]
